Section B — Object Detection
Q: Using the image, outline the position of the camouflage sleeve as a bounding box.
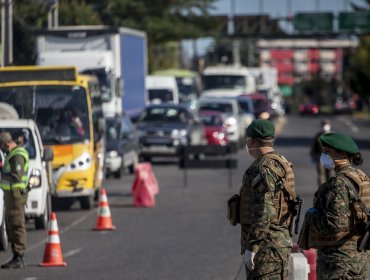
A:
[8,155,26,183]
[248,164,279,252]
[306,177,351,234]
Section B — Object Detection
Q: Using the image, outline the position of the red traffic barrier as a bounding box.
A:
[131,162,159,207]
[39,212,67,267]
[303,248,317,280]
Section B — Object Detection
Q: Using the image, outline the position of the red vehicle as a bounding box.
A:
[299,102,319,115]
[198,110,229,146]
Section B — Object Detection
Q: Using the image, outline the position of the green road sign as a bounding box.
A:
[294,13,334,33]
[339,12,370,32]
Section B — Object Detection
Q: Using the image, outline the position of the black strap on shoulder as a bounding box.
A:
[340,175,370,216]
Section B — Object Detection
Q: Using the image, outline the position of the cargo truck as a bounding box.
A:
[36,26,148,117]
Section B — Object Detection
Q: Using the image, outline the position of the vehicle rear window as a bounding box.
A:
[199,103,233,113]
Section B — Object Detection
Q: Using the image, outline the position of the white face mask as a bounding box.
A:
[322,124,331,133]
[320,153,335,170]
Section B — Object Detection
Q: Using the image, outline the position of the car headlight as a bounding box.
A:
[171,129,187,138]
[212,131,225,140]
[109,150,119,157]
[225,117,237,126]
[28,168,41,189]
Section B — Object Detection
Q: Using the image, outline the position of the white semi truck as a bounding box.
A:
[36,25,148,117]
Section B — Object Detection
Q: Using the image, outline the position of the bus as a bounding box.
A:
[0,66,105,209]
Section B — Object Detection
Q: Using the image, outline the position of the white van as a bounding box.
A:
[0,119,54,230]
[201,65,256,97]
[146,75,180,105]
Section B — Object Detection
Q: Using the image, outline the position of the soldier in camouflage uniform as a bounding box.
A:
[304,133,370,280]
[240,119,297,280]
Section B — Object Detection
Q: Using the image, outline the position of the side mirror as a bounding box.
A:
[116,78,124,97]
[43,147,54,162]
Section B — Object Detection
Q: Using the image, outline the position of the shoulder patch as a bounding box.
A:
[16,164,22,171]
[251,174,262,188]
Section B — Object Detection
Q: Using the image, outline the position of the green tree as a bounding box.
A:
[88,0,220,72]
[348,0,370,108]
[11,0,101,65]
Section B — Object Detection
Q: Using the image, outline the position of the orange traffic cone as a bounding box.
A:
[93,188,116,230]
[39,212,67,267]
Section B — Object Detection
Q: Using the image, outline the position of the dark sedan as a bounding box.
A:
[136,104,205,161]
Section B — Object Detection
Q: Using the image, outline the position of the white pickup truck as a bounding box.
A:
[0,119,54,251]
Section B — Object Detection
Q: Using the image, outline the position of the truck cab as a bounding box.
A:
[0,119,54,230]
[146,76,180,105]
[201,65,256,97]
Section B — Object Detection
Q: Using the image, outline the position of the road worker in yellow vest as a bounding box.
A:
[0,132,29,269]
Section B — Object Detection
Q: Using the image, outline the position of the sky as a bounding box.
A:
[182,0,364,58]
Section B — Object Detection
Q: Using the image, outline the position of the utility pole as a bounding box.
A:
[48,0,59,28]
[229,0,240,66]
[1,0,13,66]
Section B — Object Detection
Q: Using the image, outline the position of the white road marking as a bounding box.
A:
[27,209,98,252]
[63,247,82,258]
[23,278,38,280]
[337,116,359,134]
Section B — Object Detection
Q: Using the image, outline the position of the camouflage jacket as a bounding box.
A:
[305,164,366,251]
[240,151,294,253]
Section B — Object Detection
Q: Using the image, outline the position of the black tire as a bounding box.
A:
[113,167,122,179]
[128,153,139,174]
[0,214,8,251]
[35,192,51,230]
[94,188,100,201]
[80,195,94,210]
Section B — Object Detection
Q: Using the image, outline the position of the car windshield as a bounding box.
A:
[176,77,196,96]
[252,99,268,111]
[0,128,36,159]
[140,107,188,123]
[202,75,246,90]
[0,85,90,145]
[238,99,252,113]
[148,89,174,103]
[199,102,233,114]
[199,114,223,126]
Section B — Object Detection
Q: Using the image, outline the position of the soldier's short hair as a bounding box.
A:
[0,132,13,145]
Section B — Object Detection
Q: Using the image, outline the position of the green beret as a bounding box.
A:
[246,119,275,139]
[320,132,358,154]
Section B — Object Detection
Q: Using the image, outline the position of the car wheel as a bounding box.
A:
[80,195,94,210]
[35,192,51,230]
[113,163,123,179]
[0,214,8,251]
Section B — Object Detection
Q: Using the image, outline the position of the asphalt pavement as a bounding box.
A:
[0,114,369,280]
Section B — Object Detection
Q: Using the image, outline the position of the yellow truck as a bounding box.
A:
[0,66,105,209]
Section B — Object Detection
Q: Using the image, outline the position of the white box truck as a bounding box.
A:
[36,25,148,117]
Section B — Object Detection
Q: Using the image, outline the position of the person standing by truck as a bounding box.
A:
[0,132,29,269]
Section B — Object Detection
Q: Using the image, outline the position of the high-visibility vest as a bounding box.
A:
[0,146,29,191]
